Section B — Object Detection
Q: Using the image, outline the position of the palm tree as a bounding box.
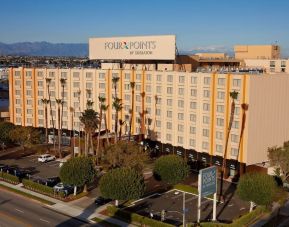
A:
[128,81,135,141]
[77,90,81,155]
[112,97,122,143]
[79,105,99,157]
[87,100,94,109]
[140,92,146,137]
[102,104,110,146]
[60,78,66,139]
[219,90,238,201]
[118,119,125,140]
[97,96,106,162]
[41,98,50,144]
[56,98,63,158]
[112,76,120,99]
[45,78,56,151]
[69,107,75,157]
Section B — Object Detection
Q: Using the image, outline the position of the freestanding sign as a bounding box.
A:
[197,166,217,223]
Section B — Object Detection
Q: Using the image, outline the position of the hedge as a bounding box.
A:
[107,206,174,227]
[0,172,20,184]
[22,179,65,198]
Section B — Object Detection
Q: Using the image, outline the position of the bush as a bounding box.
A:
[107,206,174,227]
[0,172,20,184]
[154,155,189,185]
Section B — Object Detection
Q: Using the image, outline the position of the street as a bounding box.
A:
[0,188,88,227]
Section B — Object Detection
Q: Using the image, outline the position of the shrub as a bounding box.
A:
[0,172,20,184]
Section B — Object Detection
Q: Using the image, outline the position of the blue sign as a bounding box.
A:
[199,166,217,198]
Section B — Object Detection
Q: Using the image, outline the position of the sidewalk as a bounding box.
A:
[0,180,135,227]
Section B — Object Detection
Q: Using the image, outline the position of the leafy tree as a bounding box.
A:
[237,172,278,209]
[59,156,96,193]
[9,126,40,150]
[104,141,149,172]
[153,155,189,185]
[268,141,289,182]
[99,168,145,206]
[0,122,15,144]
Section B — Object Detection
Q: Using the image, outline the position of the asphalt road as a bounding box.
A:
[0,188,88,227]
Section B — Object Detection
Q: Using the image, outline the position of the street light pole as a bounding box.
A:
[183,191,186,227]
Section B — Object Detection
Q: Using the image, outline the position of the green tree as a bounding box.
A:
[59,156,96,194]
[0,122,15,144]
[153,155,189,185]
[104,141,149,172]
[9,126,40,150]
[237,172,278,210]
[268,141,289,182]
[99,168,145,206]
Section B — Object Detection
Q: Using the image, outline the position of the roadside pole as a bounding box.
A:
[197,172,201,223]
[183,191,186,227]
[213,192,217,221]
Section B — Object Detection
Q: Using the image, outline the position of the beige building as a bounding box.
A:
[244,59,288,73]
[235,45,280,60]
[8,67,289,175]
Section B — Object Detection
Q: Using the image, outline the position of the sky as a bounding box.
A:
[1,0,289,55]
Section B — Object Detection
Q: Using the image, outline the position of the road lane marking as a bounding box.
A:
[40,218,50,223]
[15,208,24,213]
[0,211,32,227]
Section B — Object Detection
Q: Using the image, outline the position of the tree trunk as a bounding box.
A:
[71,111,74,157]
[104,113,110,146]
[249,201,255,212]
[128,90,134,141]
[47,85,56,151]
[90,133,94,157]
[58,106,62,158]
[114,111,118,143]
[119,123,122,141]
[83,183,87,193]
[45,105,48,145]
[115,199,119,207]
[97,109,102,163]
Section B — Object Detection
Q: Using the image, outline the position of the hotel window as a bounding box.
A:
[112,73,119,79]
[191,76,197,84]
[16,117,22,124]
[178,100,184,108]
[16,99,21,105]
[190,139,196,147]
[124,105,129,111]
[49,72,55,78]
[203,103,210,111]
[27,118,33,124]
[26,81,32,87]
[146,96,151,103]
[156,86,162,94]
[146,108,151,114]
[51,101,56,107]
[178,136,183,144]
[167,75,173,82]
[216,131,223,140]
[167,87,173,94]
[203,129,209,137]
[50,91,55,97]
[73,82,80,88]
[125,94,131,101]
[190,102,197,109]
[85,72,92,80]
[26,90,32,96]
[179,76,185,83]
[167,111,172,118]
[190,114,196,122]
[136,95,141,102]
[16,108,21,114]
[270,68,275,72]
[156,120,161,127]
[166,134,172,141]
[15,80,21,86]
[204,77,211,85]
[61,72,67,79]
[235,107,240,115]
[217,118,224,126]
[178,88,184,95]
[156,74,162,81]
[15,71,21,77]
[136,85,141,91]
[15,90,21,96]
[38,81,43,87]
[231,148,238,156]
[203,90,210,98]
[167,122,172,129]
[27,109,33,114]
[86,83,93,89]
[124,84,130,90]
[26,71,32,77]
[99,73,105,79]
[37,71,43,78]
[156,109,161,116]
[231,134,239,143]
[270,61,275,67]
[136,106,141,112]
[38,119,44,125]
[232,121,239,129]
[178,124,184,132]
[178,113,184,120]
[38,110,44,115]
[191,89,197,97]
[38,91,44,96]
[216,144,223,153]
[218,78,225,86]
[99,83,105,89]
[167,99,172,106]
[26,99,32,105]
[217,105,224,113]
[203,116,210,124]
[146,85,151,92]
[202,142,209,150]
[233,79,241,87]
[217,91,225,100]
[74,102,79,108]
[281,61,286,68]
[72,72,79,80]
[38,100,42,105]
[136,74,141,80]
[146,74,151,81]
[190,126,196,134]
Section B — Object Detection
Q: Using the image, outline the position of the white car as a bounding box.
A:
[38,154,56,163]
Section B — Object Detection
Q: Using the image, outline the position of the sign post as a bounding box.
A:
[197,166,217,223]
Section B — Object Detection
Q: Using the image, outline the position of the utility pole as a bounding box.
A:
[183,191,186,227]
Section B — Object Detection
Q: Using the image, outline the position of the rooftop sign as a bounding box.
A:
[89,35,176,60]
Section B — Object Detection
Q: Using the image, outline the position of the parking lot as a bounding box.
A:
[125,189,250,225]
[0,154,60,178]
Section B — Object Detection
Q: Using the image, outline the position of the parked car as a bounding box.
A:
[53,182,73,196]
[0,164,9,172]
[94,196,112,206]
[38,154,56,163]
[33,176,60,187]
[5,167,29,178]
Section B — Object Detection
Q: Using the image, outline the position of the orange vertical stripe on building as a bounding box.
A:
[33,68,38,127]
[131,68,135,135]
[9,68,15,124]
[106,69,111,130]
[209,73,216,156]
[21,68,26,126]
[224,74,231,159]
[119,69,123,120]
[239,74,247,163]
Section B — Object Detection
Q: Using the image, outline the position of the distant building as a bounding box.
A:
[234,45,280,60]
[244,59,288,73]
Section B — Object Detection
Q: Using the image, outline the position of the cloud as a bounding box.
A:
[179,45,234,56]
